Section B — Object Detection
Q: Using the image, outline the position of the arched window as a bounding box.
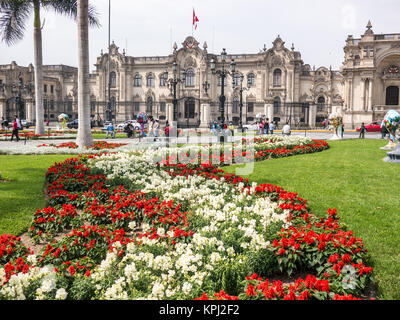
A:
[233,74,242,86]
[386,86,399,105]
[134,74,141,87]
[247,73,255,87]
[147,74,154,87]
[185,69,195,87]
[273,69,282,86]
[317,96,325,112]
[110,72,116,88]
[160,73,167,87]
[273,97,281,114]
[233,96,239,113]
[146,96,153,113]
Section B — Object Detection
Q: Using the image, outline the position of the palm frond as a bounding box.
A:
[0,0,32,45]
[41,0,100,27]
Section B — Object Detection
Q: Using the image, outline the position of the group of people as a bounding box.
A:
[257,118,278,135]
[1,115,22,142]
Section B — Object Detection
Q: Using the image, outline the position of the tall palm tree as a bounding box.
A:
[0,0,99,135]
[76,0,92,148]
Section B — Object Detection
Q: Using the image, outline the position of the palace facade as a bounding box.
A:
[1,22,400,128]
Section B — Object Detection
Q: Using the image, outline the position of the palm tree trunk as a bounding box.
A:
[33,1,44,135]
[76,0,93,147]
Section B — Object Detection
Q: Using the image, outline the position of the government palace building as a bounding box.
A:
[1,22,400,129]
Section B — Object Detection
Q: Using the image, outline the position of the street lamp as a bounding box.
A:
[166,61,186,128]
[210,48,235,142]
[232,74,250,132]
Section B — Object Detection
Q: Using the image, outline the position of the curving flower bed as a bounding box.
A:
[0,135,374,300]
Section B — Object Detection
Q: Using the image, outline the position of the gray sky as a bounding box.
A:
[1,0,400,71]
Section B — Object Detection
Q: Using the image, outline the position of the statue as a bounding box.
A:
[328,112,343,140]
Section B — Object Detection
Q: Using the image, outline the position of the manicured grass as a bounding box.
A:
[0,155,72,236]
[224,139,400,300]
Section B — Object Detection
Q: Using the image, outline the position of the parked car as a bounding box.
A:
[356,121,382,132]
[242,122,259,132]
[21,119,33,128]
[67,119,94,129]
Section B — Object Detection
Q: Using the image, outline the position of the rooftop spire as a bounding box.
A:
[365,20,373,35]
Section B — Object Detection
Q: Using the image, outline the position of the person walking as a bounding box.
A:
[11,117,20,142]
[359,122,366,139]
[381,125,388,139]
[148,117,154,138]
[258,121,264,135]
[264,118,269,135]
[341,123,345,139]
[269,121,275,135]
[229,122,234,137]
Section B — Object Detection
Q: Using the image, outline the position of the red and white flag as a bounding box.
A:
[193,8,199,30]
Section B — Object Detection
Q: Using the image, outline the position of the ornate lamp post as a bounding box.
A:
[232,74,250,132]
[165,61,186,128]
[210,48,235,142]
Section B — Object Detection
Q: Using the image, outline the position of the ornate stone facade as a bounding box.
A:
[1,22,399,128]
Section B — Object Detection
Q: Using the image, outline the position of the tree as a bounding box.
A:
[76,0,92,148]
[0,0,99,135]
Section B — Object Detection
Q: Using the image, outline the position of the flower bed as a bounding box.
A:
[0,139,373,300]
[37,141,128,150]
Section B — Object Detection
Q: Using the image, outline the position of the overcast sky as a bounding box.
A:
[1,0,400,72]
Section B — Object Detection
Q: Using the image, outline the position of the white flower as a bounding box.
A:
[55,288,68,300]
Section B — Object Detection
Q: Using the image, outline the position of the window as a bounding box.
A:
[233,96,239,113]
[67,101,73,112]
[134,102,140,112]
[184,98,195,118]
[44,84,47,93]
[50,100,54,110]
[247,102,254,113]
[160,102,166,112]
[91,101,96,112]
[273,69,282,86]
[160,74,167,87]
[50,85,54,94]
[147,74,154,87]
[233,74,242,86]
[110,72,116,88]
[386,86,399,105]
[317,96,325,112]
[273,97,281,114]
[146,96,153,113]
[185,69,195,87]
[247,73,255,87]
[134,74,141,87]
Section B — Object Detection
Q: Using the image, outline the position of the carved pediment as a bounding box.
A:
[184,56,197,69]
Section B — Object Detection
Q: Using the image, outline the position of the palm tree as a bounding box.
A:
[76,0,92,148]
[0,0,99,135]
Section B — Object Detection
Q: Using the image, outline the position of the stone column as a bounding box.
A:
[267,104,273,121]
[25,97,34,122]
[309,103,317,128]
[0,96,5,120]
[166,102,173,123]
[200,102,211,128]
[368,79,373,111]
[360,79,365,111]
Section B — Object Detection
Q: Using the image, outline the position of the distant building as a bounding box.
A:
[1,22,399,128]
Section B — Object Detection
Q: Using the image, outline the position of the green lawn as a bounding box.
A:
[0,140,399,299]
[0,155,72,235]
[224,139,400,300]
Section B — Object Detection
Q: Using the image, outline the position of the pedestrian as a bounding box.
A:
[264,118,269,135]
[282,122,291,136]
[15,115,22,130]
[105,122,115,139]
[164,123,170,138]
[11,117,20,142]
[359,122,366,139]
[46,118,50,126]
[148,117,154,137]
[269,121,275,135]
[341,123,344,139]
[258,121,264,135]
[1,117,5,130]
[229,122,234,136]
